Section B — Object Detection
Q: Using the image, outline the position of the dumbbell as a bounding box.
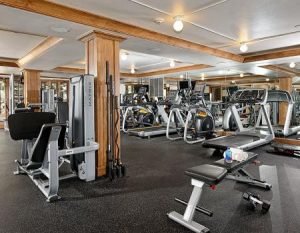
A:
[243,192,271,213]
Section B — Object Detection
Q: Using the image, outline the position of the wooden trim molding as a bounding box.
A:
[260,65,300,77]
[0,0,243,62]
[18,36,63,66]
[244,46,300,63]
[53,67,85,74]
[0,60,19,67]
[121,64,212,78]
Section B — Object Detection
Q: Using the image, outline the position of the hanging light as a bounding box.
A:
[289,62,296,68]
[170,59,175,68]
[173,16,184,33]
[240,73,244,78]
[121,52,128,61]
[180,74,184,78]
[232,80,236,84]
[130,65,135,74]
[240,43,248,53]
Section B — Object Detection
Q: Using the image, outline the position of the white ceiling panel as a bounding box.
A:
[0,66,20,75]
[0,5,92,39]
[223,33,300,54]
[23,40,85,70]
[192,0,300,42]
[120,49,192,72]
[121,37,235,66]
[0,30,45,59]
[134,0,218,15]
[49,0,233,47]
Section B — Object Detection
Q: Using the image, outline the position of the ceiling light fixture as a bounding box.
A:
[173,16,184,33]
[201,73,205,81]
[121,52,128,61]
[240,43,248,53]
[266,78,270,82]
[240,73,244,78]
[50,26,70,33]
[130,65,135,74]
[232,80,236,84]
[180,74,184,78]
[218,70,224,75]
[289,62,296,68]
[170,59,175,68]
[153,17,165,24]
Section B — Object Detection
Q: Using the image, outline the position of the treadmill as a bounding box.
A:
[126,90,181,138]
[256,90,300,137]
[128,124,177,138]
[203,89,275,151]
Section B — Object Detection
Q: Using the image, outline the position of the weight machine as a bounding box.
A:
[8,75,99,202]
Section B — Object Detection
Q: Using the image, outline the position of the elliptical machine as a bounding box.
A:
[183,83,215,144]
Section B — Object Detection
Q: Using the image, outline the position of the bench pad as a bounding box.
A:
[185,164,227,185]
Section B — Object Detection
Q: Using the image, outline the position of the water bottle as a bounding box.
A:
[224,148,233,163]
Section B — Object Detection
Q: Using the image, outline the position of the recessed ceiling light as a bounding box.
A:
[180,74,184,78]
[240,73,244,78]
[240,43,248,53]
[266,78,270,82]
[50,26,70,33]
[147,48,161,53]
[153,17,165,24]
[289,62,296,68]
[232,80,236,84]
[170,59,175,68]
[173,16,184,33]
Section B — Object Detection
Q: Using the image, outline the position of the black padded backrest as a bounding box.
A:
[30,124,66,164]
[56,102,69,124]
[8,112,56,140]
[14,108,33,114]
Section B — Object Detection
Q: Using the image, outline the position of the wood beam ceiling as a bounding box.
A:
[0,0,243,62]
[52,67,85,74]
[18,36,63,66]
[244,46,300,63]
[260,65,300,77]
[121,64,212,78]
[0,60,18,67]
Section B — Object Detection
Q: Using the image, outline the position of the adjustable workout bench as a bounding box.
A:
[168,153,271,233]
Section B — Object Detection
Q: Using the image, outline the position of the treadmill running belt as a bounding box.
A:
[203,135,260,150]
[128,126,166,133]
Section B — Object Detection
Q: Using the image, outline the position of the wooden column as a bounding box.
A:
[23,70,40,105]
[279,77,292,125]
[81,31,125,177]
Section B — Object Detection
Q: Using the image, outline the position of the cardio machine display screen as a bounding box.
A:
[231,89,266,103]
[179,81,196,90]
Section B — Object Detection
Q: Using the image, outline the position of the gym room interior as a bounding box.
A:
[0,1,300,233]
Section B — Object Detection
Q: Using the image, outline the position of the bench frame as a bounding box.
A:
[168,179,210,233]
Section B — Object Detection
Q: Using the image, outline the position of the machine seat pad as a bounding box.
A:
[185,164,227,185]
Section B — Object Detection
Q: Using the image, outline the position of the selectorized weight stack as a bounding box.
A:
[68,75,96,181]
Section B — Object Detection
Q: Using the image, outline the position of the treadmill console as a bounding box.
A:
[231,89,266,103]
